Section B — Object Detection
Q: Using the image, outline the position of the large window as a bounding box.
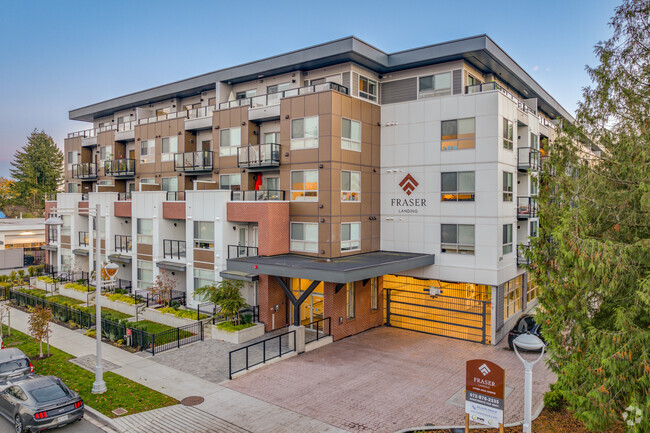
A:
[291,117,318,149]
[219,174,241,191]
[341,171,361,202]
[341,222,361,252]
[503,224,513,254]
[219,127,241,157]
[441,172,475,201]
[99,145,111,162]
[359,76,377,101]
[67,151,77,171]
[236,89,256,100]
[137,260,153,290]
[530,132,539,150]
[503,118,514,150]
[66,183,79,193]
[193,269,214,294]
[530,176,539,196]
[504,275,523,320]
[291,170,318,201]
[267,83,290,94]
[419,72,451,97]
[346,282,355,318]
[527,272,539,303]
[441,118,475,151]
[161,136,178,162]
[503,172,513,201]
[193,221,214,249]
[140,140,155,163]
[341,118,361,151]
[290,222,318,253]
[161,177,177,192]
[60,215,71,236]
[137,219,152,244]
[441,224,475,255]
[530,220,539,238]
[371,278,378,310]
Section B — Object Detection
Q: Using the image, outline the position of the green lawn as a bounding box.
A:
[46,295,84,305]
[76,307,132,321]
[130,321,195,346]
[133,320,176,334]
[1,325,177,418]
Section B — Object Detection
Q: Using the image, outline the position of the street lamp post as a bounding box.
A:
[512,333,546,433]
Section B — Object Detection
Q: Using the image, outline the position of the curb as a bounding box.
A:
[84,404,126,433]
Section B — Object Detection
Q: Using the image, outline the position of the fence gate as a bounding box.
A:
[384,280,491,344]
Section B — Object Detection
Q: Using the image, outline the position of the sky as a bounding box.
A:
[0,0,619,179]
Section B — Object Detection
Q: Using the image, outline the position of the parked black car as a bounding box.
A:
[0,349,34,383]
[0,375,83,432]
[507,314,544,350]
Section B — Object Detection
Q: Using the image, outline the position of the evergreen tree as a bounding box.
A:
[10,129,63,210]
[529,1,649,431]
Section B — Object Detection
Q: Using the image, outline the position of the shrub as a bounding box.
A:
[64,283,94,293]
[107,293,137,305]
[159,306,206,320]
[216,321,254,332]
[37,276,53,283]
[544,384,563,411]
[170,300,180,309]
[85,329,96,338]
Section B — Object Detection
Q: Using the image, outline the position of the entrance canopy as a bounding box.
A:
[226,251,434,284]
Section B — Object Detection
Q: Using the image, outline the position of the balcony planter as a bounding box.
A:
[98,294,143,317]
[138,307,198,328]
[59,286,95,303]
[210,322,264,344]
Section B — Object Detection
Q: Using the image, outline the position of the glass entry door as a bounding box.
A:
[290,278,324,328]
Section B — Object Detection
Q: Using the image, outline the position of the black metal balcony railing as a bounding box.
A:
[117,192,132,201]
[518,147,541,171]
[517,244,531,267]
[71,163,97,179]
[48,228,57,244]
[114,235,132,253]
[165,191,186,201]
[174,151,213,172]
[104,159,136,177]
[237,144,281,168]
[230,190,285,201]
[228,245,258,259]
[517,197,538,219]
[78,231,89,247]
[163,240,186,260]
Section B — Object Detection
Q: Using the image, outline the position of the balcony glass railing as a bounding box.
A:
[237,144,281,168]
[174,151,213,172]
[186,106,216,119]
[518,147,541,171]
[71,163,97,179]
[163,240,186,260]
[117,192,132,201]
[117,121,136,132]
[220,82,349,110]
[228,245,258,259]
[78,231,89,247]
[114,235,132,253]
[517,244,530,267]
[230,190,285,201]
[104,159,136,177]
[517,197,538,219]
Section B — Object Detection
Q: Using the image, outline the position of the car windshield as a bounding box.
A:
[0,359,28,373]
[29,384,68,403]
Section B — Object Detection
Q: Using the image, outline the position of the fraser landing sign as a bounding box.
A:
[391,174,427,214]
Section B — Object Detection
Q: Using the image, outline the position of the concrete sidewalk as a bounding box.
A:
[4,303,347,433]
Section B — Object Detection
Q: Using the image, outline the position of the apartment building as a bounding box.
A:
[46,35,569,345]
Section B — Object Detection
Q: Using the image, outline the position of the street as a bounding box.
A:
[0,415,105,433]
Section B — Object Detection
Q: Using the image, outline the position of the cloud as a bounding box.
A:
[532,65,539,72]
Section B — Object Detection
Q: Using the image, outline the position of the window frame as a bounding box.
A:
[161,177,178,192]
[371,278,378,310]
[290,170,318,202]
[140,140,155,164]
[290,116,319,150]
[235,89,256,100]
[503,118,514,150]
[137,260,153,290]
[340,222,361,252]
[193,221,215,250]
[219,127,242,157]
[441,118,476,151]
[418,72,452,97]
[346,282,355,318]
[219,173,241,191]
[341,171,361,202]
[359,76,377,101]
[267,82,290,94]
[503,224,513,254]
[441,224,475,255]
[441,171,475,202]
[290,222,318,253]
[161,136,178,162]
[503,172,513,201]
[341,118,361,151]
[136,219,153,244]
[504,276,523,320]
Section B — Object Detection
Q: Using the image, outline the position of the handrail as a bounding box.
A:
[517,197,538,218]
[230,190,285,201]
[517,244,531,267]
[104,158,136,176]
[305,317,331,344]
[114,235,132,253]
[227,245,258,259]
[174,151,213,172]
[78,231,89,247]
[163,239,186,259]
[165,191,186,201]
[237,143,281,168]
[228,330,296,379]
[71,163,97,179]
[219,82,349,110]
[117,192,132,201]
[517,147,541,171]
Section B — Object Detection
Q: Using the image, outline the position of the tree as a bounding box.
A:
[194,279,248,325]
[28,306,52,358]
[528,1,649,431]
[0,177,16,210]
[10,130,63,211]
[151,270,176,306]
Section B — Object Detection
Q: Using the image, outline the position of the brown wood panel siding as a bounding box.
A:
[193,249,214,264]
[380,77,417,104]
[137,244,152,256]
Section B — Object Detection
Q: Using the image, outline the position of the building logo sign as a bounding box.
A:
[465,359,505,428]
[390,174,426,214]
[399,174,418,195]
[479,363,491,376]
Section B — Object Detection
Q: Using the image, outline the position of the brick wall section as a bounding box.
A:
[258,275,289,332]
[114,201,132,218]
[162,201,185,219]
[324,277,384,341]
[78,200,89,215]
[227,202,289,256]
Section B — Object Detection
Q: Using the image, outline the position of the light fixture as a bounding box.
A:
[45,216,64,226]
[513,333,546,433]
[19,231,36,236]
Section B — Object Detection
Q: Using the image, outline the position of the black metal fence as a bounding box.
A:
[304,317,331,344]
[133,289,186,307]
[9,290,94,328]
[229,330,296,379]
[23,248,45,267]
[199,304,259,324]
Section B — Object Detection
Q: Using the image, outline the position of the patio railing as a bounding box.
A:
[228,330,296,379]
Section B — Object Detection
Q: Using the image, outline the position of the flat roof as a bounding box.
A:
[226,251,434,284]
[69,35,572,123]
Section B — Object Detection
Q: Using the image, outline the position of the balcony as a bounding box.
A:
[184,106,216,131]
[48,228,57,245]
[228,245,258,259]
[174,151,213,173]
[163,240,186,260]
[230,190,285,201]
[78,231,89,247]
[117,192,132,201]
[163,193,186,219]
[71,163,97,180]
[518,147,541,171]
[517,197,538,219]
[165,191,185,201]
[115,121,136,141]
[517,244,530,267]
[104,159,136,177]
[237,144,281,169]
[114,235,132,253]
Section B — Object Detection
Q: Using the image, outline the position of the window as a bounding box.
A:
[441,172,475,201]
[346,282,355,318]
[201,140,211,151]
[67,152,77,171]
[219,127,241,156]
[503,118,514,150]
[235,89,256,100]
[467,74,478,87]
[161,137,178,162]
[219,174,241,191]
[530,177,538,196]
[290,222,318,253]
[371,278,378,310]
[140,140,155,163]
[97,180,112,188]
[503,224,513,254]
[441,118,475,150]
[60,215,71,236]
[341,222,361,252]
[137,260,153,290]
[156,107,170,116]
[527,272,539,303]
[117,115,130,124]
[99,146,111,162]
[267,83,290,94]
[441,224,475,255]
[530,220,539,238]
[140,178,155,186]
[341,118,361,151]
[263,132,280,144]
[161,177,177,192]
[193,269,214,293]
[208,97,216,106]
[359,76,377,101]
[291,170,318,201]
[193,221,214,249]
[530,133,539,150]
[67,183,79,193]
[291,117,318,149]
[419,72,451,97]
[137,219,152,244]
[504,275,523,320]
[503,172,513,201]
[341,171,361,202]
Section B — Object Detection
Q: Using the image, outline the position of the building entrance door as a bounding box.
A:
[290,279,324,328]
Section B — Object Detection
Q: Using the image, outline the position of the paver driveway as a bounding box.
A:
[225,326,555,433]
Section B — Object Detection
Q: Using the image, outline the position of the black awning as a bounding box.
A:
[108,254,132,264]
[72,249,89,257]
[156,261,186,272]
[219,270,259,282]
[226,251,434,284]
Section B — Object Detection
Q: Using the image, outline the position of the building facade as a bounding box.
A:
[47,35,569,344]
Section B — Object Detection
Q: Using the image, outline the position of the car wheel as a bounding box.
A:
[14,415,24,433]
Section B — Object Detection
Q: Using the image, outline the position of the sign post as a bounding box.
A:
[465,359,505,433]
